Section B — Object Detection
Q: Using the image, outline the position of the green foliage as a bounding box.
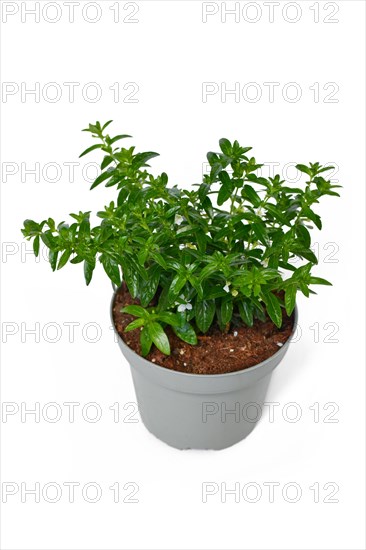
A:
[22,122,340,356]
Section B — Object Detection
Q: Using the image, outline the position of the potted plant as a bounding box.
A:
[22,121,340,449]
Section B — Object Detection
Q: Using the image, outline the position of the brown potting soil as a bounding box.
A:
[112,284,295,375]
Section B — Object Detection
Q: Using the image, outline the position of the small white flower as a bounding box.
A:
[177,302,192,313]
[223,281,231,293]
[179,243,185,250]
[255,207,264,217]
[174,215,184,226]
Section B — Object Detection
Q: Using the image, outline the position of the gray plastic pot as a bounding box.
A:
[111,290,298,450]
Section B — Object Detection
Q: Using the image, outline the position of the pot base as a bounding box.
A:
[130,364,273,450]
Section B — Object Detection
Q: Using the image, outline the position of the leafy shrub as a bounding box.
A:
[22,121,340,355]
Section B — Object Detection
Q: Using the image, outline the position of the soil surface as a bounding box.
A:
[113,284,295,375]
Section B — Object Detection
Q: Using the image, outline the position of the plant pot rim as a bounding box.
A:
[111,287,298,379]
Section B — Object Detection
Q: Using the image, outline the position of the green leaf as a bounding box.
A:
[90,169,116,190]
[148,322,170,355]
[84,259,95,285]
[106,175,122,188]
[188,275,204,299]
[101,256,121,287]
[300,282,310,297]
[140,265,160,307]
[70,255,84,264]
[246,174,270,188]
[316,165,334,174]
[296,164,312,176]
[41,231,57,250]
[221,297,233,325]
[243,185,261,207]
[117,187,129,206]
[253,299,266,322]
[150,252,167,270]
[78,218,90,241]
[195,231,207,253]
[198,183,210,202]
[79,144,103,158]
[207,151,219,166]
[167,273,186,303]
[33,235,40,257]
[109,134,132,144]
[295,247,318,264]
[217,182,233,206]
[302,207,322,230]
[238,301,254,327]
[219,138,232,156]
[251,222,269,245]
[309,277,332,286]
[262,292,282,328]
[265,204,290,226]
[156,285,169,312]
[23,219,40,236]
[102,120,113,131]
[121,305,147,318]
[57,249,71,270]
[173,323,198,345]
[218,170,231,186]
[140,326,152,356]
[296,225,311,248]
[195,299,215,333]
[132,152,159,169]
[101,156,114,170]
[121,258,140,298]
[281,186,303,194]
[124,318,145,332]
[199,262,219,282]
[285,285,297,316]
[49,250,58,272]
[262,268,281,281]
[157,312,181,327]
[137,248,148,266]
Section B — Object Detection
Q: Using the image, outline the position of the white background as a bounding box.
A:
[1,1,365,549]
